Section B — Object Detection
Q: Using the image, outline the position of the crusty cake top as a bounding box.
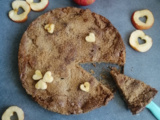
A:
[18,7,125,114]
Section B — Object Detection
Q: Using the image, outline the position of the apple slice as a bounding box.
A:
[8,0,31,23]
[129,30,152,52]
[26,0,49,12]
[2,106,24,120]
[131,9,154,30]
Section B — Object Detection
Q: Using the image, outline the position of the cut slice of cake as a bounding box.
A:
[110,70,158,114]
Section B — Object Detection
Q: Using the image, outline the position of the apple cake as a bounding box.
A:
[18,7,126,115]
[110,70,157,114]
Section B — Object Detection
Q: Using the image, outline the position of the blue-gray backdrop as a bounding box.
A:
[0,0,160,120]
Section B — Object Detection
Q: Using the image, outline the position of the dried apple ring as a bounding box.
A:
[129,30,152,52]
[9,0,31,23]
[131,9,154,30]
[2,106,24,120]
[26,0,49,11]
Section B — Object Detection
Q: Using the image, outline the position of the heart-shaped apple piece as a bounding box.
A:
[8,0,31,23]
[32,70,43,80]
[85,33,96,42]
[26,0,49,11]
[2,106,24,120]
[35,80,47,90]
[129,30,152,52]
[131,9,154,30]
[44,24,55,34]
[42,71,53,83]
[80,82,90,92]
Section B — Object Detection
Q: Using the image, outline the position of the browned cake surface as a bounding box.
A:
[18,7,126,115]
[110,70,157,114]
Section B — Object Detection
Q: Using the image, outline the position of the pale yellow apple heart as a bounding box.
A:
[44,24,55,34]
[42,71,54,83]
[32,70,43,80]
[35,80,47,90]
[80,82,90,92]
[85,33,96,42]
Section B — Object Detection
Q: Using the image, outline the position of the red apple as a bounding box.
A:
[73,0,95,6]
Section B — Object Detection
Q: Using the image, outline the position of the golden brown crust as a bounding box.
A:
[18,7,126,114]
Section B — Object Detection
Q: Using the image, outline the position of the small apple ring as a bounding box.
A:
[9,0,31,23]
[2,106,24,120]
[131,9,154,30]
[129,30,152,52]
[26,0,49,11]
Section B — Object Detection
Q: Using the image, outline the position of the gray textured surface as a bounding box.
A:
[0,0,160,120]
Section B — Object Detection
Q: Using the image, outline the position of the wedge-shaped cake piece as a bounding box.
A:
[110,70,157,114]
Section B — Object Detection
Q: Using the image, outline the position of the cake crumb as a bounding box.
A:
[90,69,95,75]
[100,74,106,79]
[92,63,96,67]
[100,79,107,85]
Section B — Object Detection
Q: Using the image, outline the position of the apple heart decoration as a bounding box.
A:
[73,0,95,6]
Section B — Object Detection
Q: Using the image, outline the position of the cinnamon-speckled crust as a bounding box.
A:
[110,70,157,114]
[18,7,126,115]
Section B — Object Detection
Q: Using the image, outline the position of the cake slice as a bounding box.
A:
[110,70,158,114]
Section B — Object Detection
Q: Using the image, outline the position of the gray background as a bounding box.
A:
[0,0,160,120]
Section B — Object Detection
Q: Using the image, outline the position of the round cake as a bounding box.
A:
[18,7,126,115]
